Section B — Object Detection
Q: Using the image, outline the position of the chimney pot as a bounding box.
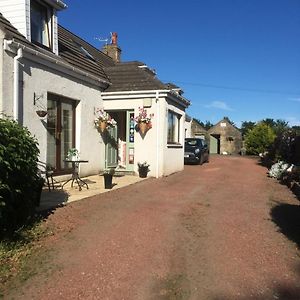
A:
[111,32,118,45]
[102,32,121,63]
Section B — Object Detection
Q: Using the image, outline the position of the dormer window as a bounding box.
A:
[30,0,52,49]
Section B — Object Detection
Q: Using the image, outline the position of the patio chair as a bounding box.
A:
[37,161,57,192]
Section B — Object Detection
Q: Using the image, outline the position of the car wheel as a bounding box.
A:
[198,155,203,165]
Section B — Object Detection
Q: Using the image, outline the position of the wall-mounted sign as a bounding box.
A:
[129,113,135,142]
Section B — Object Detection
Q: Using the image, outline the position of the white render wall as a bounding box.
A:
[163,100,185,176]
[1,47,105,177]
[103,94,185,178]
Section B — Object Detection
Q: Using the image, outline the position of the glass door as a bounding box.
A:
[47,94,75,174]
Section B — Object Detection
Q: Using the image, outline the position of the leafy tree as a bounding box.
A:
[204,120,214,130]
[244,122,276,155]
[268,128,300,164]
[273,119,289,135]
[223,116,235,127]
[292,126,300,135]
[241,121,256,137]
[194,119,213,130]
[262,118,289,135]
[261,118,276,128]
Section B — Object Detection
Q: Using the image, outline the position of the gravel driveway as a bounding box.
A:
[4,156,300,299]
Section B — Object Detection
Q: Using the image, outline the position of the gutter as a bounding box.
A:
[4,39,111,88]
[43,0,67,10]
[155,91,160,178]
[102,89,190,108]
[13,48,23,122]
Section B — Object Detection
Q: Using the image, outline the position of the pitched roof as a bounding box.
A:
[208,118,241,133]
[103,61,167,92]
[0,13,111,84]
[58,25,114,82]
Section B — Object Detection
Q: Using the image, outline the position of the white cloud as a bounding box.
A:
[205,101,233,111]
[286,117,300,126]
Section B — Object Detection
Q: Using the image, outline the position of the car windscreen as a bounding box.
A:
[185,140,200,146]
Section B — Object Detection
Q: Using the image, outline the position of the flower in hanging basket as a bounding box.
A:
[135,107,154,134]
[94,108,117,132]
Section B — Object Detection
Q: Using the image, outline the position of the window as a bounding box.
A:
[168,110,181,143]
[30,1,52,48]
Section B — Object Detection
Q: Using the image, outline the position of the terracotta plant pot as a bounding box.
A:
[139,122,148,134]
[99,121,107,132]
[36,110,47,117]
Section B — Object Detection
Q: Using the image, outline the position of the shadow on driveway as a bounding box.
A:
[270,203,300,249]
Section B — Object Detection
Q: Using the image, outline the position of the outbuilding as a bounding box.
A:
[208,118,242,155]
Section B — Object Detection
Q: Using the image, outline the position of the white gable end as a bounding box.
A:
[0,0,29,38]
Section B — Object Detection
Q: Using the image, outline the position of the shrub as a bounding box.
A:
[268,129,300,164]
[245,122,276,155]
[0,119,40,236]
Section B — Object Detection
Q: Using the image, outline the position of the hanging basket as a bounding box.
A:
[99,120,107,132]
[36,110,47,118]
[139,122,148,134]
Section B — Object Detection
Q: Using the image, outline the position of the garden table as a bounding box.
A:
[62,160,89,191]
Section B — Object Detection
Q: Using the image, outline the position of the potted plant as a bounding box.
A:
[135,107,154,134]
[67,148,79,161]
[103,168,115,189]
[94,108,117,132]
[138,161,150,178]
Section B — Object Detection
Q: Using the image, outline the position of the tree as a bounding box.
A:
[244,122,276,155]
[241,121,256,137]
[223,116,235,127]
[204,120,214,130]
[273,119,289,135]
[194,119,213,130]
[261,118,289,135]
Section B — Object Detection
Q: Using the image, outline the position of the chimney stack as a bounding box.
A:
[102,32,121,63]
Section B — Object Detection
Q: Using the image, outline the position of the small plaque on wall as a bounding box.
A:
[143,98,152,108]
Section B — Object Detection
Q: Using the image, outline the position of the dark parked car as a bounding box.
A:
[184,138,209,165]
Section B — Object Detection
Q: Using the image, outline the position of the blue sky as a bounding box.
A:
[59,0,300,128]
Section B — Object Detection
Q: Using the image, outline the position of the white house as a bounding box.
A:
[0,0,112,177]
[101,57,190,177]
[0,1,190,179]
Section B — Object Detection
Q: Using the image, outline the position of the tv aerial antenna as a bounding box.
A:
[94,32,112,45]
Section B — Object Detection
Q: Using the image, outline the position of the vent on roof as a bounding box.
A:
[138,65,156,75]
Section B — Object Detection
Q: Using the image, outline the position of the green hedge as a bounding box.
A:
[0,119,40,235]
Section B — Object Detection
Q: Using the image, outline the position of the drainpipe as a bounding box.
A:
[13,47,23,122]
[155,91,160,178]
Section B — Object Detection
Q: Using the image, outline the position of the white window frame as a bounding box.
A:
[167,110,181,144]
[30,0,53,49]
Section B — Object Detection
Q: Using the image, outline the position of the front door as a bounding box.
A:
[46,94,76,173]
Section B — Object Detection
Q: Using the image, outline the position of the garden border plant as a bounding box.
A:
[0,118,41,237]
